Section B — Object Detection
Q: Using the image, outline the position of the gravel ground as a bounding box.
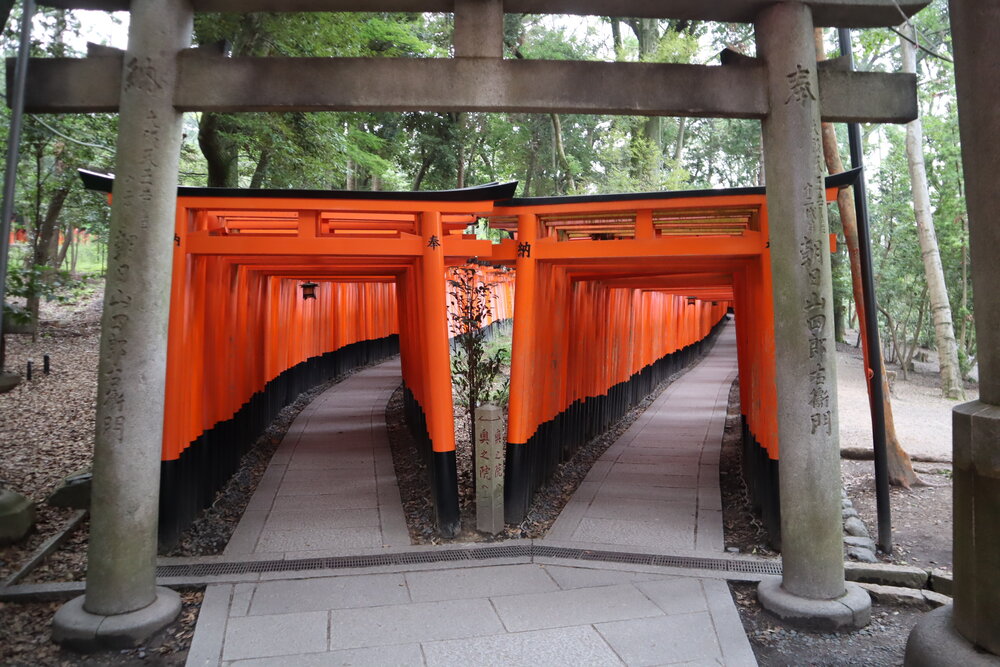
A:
[1,286,102,584]
[730,581,929,666]
[0,590,202,666]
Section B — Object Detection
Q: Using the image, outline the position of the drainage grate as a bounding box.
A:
[156,543,780,579]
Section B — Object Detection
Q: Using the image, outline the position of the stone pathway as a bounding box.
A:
[222,360,410,558]
[544,323,738,554]
[185,325,757,666]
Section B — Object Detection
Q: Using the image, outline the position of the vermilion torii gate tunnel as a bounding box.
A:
[81,170,516,546]
[487,172,854,534]
[32,0,995,656]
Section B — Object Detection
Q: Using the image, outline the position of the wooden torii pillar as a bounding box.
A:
[22,0,928,648]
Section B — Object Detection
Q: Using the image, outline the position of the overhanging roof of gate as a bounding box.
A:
[80,170,517,204]
[495,168,860,208]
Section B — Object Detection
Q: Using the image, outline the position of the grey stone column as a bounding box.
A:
[53,0,192,650]
[754,2,870,631]
[905,4,1000,664]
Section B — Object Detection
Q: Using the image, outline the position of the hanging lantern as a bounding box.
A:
[687,296,696,306]
[300,282,318,300]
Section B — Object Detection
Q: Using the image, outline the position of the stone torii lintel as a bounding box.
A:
[17,56,917,124]
[38,0,929,29]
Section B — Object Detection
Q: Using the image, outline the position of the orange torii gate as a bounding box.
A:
[83,171,514,541]
[83,170,851,546]
[488,172,855,530]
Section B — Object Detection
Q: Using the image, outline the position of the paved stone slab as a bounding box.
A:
[183,584,231,667]
[490,583,663,632]
[230,583,254,618]
[275,477,377,498]
[571,517,696,551]
[635,577,710,615]
[542,564,672,590]
[281,468,375,484]
[702,578,759,666]
[587,496,697,524]
[249,573,408,615]
[269,492,378,512]
[255,526,383,553]
[616,453,703,466]
[595,612,723,666]
[222,611,328,661]
[603,470,699,489]
[405,564,558,602]
[223,511,267,556]
[262,508,380,531]
[285,453,375,470]
[229,643,424,666]
[422,626,624,666]
[328,598,505,649]
[595,482,697,503]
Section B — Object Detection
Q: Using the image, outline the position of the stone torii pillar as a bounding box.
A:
[754,2,871,630]
[52,0,192,650]
[905,4,1000,664]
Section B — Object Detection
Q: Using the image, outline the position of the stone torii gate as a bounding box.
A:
[21,0,933,650]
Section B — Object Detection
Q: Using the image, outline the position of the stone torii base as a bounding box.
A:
[52,589,181,651]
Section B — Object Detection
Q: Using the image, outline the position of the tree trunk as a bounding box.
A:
[412,154,431,191]
[198,112,240,187]
[901,25,965,400]
[958,214,971,362]
[834,301,846,343]
[550,113,576,194]
[626,18,662,185]
[903,285,929,376]
[610,18,623,60]
[814,29,921,487]
[55,224,73,270]
[673,117,687,162]
[454,112,466,189]
[249,148,271,189]
[27,185,71,339]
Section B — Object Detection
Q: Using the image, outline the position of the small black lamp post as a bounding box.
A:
[300,282,318,300]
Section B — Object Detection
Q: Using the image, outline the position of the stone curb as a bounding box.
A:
[858,582,951,609]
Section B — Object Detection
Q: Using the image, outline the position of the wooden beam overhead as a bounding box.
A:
[20,55,917,123]
[37,0,929,28]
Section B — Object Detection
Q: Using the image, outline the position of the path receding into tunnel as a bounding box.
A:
[184,325,756,666]
[543,320,738,555]
[221,359,411,558]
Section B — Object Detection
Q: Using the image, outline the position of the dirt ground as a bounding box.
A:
[721,336,959,665]
[836,334,957,571]
[837,333,974,462]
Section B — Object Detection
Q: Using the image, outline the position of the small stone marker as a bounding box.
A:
[48,469,92,509]
[0,487,36,545]
[474,403,504,534]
